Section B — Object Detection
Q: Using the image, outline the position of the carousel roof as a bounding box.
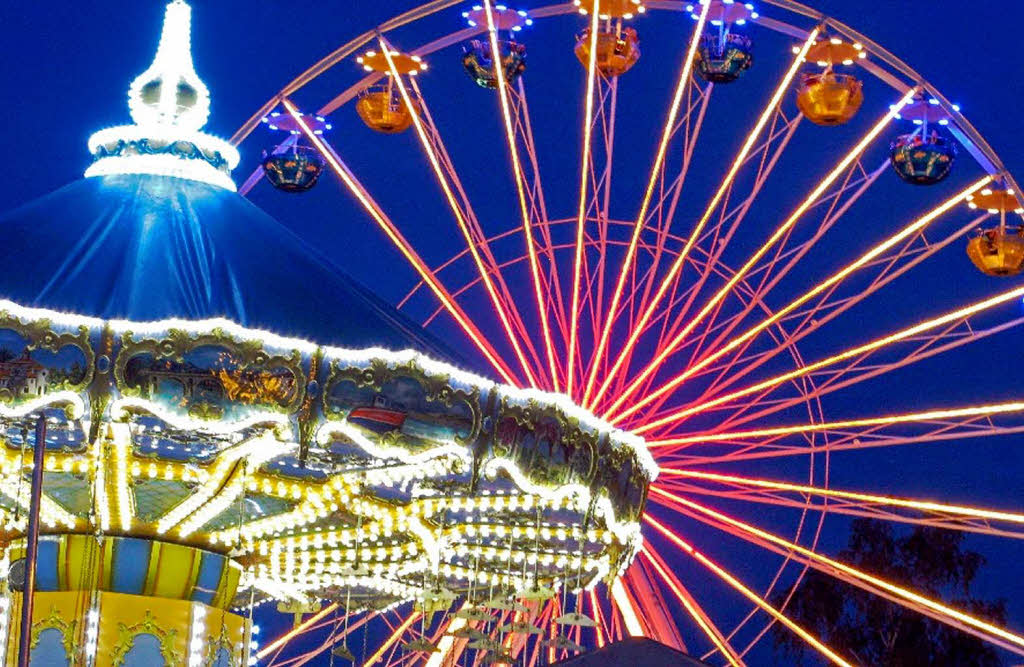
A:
[0,172,455,358]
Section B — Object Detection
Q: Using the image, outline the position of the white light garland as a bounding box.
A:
[84,0,238,191]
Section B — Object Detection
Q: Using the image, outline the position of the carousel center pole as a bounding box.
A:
[16,416,46,667]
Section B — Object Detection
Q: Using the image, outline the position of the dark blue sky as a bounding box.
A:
[3,1,1023,664]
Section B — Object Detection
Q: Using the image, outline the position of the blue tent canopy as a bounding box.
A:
[0,173,456,361]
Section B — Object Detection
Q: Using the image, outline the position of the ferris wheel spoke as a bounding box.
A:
[365,611,421,667]
[566,4,604,398]
[509,79,570,340]
[662,419,1024,469]
[629,80,715,330]
[630,273,1024,436]
[602,87,919,422]
[598,85,715,398]
[590,29,823,409]
[682,159,888,381]
[271,611,375,667]
[618,157,892,418]
[482,0,564,391]
[702,312,1024,437]
[282,99,520,385]
[660,479,1024,541]
[643,514,854,666]
[649,489,1024,657]
[410,77,550,380]
[640,547,745,665]
[658,468,1024,536]
[378,39,546,389]
[645,111,802,373]
[662,209,992,418]
[581,0,711,407]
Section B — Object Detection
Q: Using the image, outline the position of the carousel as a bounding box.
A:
[0,1,652,664]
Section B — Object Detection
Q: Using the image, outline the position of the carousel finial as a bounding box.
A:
[84,0,239,191]
[127,0,210,131]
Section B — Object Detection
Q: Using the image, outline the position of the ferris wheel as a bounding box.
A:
[234,0,1024,664]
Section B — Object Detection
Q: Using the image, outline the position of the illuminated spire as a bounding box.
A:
[128,0,210,131]
[85,0,239,191]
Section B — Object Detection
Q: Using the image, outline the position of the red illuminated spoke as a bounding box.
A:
[283,101,521,385]
[641,548,745,665]
[655,405,1024,468]
[483,0,564,390]
[582,0,712,407]
[632,280,1024,436]
[614,178,993,426]
[590,29,824,409]
[602,87,919,421]
[657,467,1024,537]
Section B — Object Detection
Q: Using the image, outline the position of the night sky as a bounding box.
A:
[2,1,1023,664]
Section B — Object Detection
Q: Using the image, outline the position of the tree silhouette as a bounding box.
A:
[772,518,1006,666]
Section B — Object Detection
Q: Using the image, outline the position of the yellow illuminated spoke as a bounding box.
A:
[650,488,1024,654]
[645,515,855,667]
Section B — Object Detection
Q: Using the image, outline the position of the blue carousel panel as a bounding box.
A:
[122,634,166,666]
[326,374,477,445]
[29,628,70,667]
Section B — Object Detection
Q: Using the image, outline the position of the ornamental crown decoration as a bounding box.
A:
[84,0,240,191]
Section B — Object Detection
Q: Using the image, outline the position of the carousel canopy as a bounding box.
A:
[0,0,451,359]
[0,173,455,358]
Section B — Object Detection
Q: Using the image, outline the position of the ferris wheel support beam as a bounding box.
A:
[682,159,888,380]
[675,419,1024,467]
[581,0,711,407]
[649,490,1024,657]
[621,158,918,422]
[482,0,564,391]
[282,99,520,384]
[641,548,745,666]
[652,400,1024,449]
[389,60,547,388]
[591,29,822,408]
[602,85,918,421]
[631,78,715,324]
[269,612,376,667]
[567,4,605,398]
[365,611,421,666]
[509,79,569,341]
[643,515,855,666]
[601,81,716,402]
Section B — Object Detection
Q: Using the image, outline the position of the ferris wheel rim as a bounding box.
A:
[232,2,1024,665]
